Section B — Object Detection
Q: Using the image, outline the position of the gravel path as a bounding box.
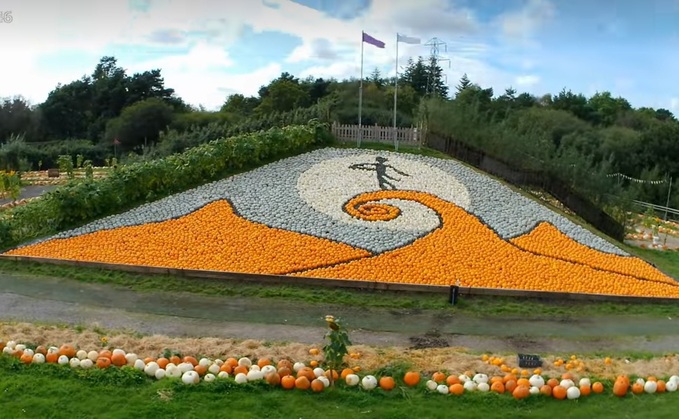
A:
[2,272,679,353]
[0,185,57,206]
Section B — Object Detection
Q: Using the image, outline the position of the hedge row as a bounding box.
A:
[0,122,331,250]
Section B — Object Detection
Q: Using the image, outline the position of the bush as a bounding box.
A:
[0,121,329,250]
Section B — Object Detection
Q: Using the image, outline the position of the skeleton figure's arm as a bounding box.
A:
[349,163,376,171]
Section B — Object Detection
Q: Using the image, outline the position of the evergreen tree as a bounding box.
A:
[425,55,448,98]
[456,73,472,95]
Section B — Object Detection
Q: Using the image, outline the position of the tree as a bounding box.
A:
[368,68,384,88]
[39,76,93,140]
[104,98,175,149]
[551,88,596,122]
[221,94,260,116]
[588,91,632,126]
[0,96,38,142]
[400,57,429,97]
[425,55,448,98]
[456,74,472,95]
[254,79,309,114]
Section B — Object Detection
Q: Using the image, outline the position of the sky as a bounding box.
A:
[1,0,678,113]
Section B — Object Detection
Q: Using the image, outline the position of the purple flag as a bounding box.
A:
[362,32,385,48]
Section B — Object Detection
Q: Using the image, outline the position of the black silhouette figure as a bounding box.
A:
[349,156,409,190]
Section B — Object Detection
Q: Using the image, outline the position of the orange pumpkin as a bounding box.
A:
[513,385,530,399]
[341,368,355,380]
[233,366,248,375]
[99,350,113,360]
[295,376,311,390]
[257,358,271,369]
[613,379,629,397]
[19,353,33,364]
[539,385,552,396]
[580,384,591,396]
[517,378,530,388]
[449,383,464,395]
[631,383,644,395]
[379,377,396,391]
[111,353,127,367]
[446,375,461,386]
[277,359,292,370]
[547,378,560,388]
[194,365,208,376]
[552,385,567,400]
[46,353,59,363]
[297,367,315,381]
[403,371,420,387]
[35,346,47,355]
[156,358,170,369]
[278,367,292,377]
[59,344,76,358]
[592,382,604,393]
[656,380,666,393]
[265,372,281,386]
[490,381,505,394]
[505,380,518,393]
[281,375,296,390]
[96,357,112,369]
[324,369,339,381]
[311,378,325,392]
[220,364,233,374]
[432,372,446,383]
[503,374,517,384]
[183,356,198,366]
[169,355,182,365]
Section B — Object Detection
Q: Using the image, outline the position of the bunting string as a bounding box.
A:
[607,173,667,185]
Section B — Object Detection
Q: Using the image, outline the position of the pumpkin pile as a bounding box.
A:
[2,339,679,400]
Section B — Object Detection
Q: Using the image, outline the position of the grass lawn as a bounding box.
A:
[0,356,676,419]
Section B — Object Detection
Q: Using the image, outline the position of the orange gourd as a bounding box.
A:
[656,380,666,393]
[446,375,460,386]
[99,350,113,360]
[169,356,182,365]
[613,379,629,397]
[311,378,324,392]
[325,369,339,381]
[96,357,111,369]
[505,380,517,393]
[341,368,355,379]
[297,367,315,381]
[432,372,446,383]
[379,377,396,391]
[35,346,47,355]
[403,371,421,387]
[539,385,552,396]
[631,383,644,395]
[580,384,591,396]
[547,378,559,388]
[281,375,296,390]
[513,385,530,399]
[59,344,76,358]
[552,385,567,400]
[156,358,170,369]
[592,382,604,393]
[277,359,292,370]
[266,372,281,386]
[19,353,33,364]
[46,353,59,363]
[257,358,271,369]
[449,383,464,395]
[295,376,311,390]
[111,353,127,367]
[233,366,248,375]
[490,381,505,394]
[278,367,292,377]
[183,356,198,366]
[194,365,207,376]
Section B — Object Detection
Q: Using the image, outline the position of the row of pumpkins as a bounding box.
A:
[2,340,679,398]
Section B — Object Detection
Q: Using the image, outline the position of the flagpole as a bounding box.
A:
[393,34,399,151]
[358,32,364,147]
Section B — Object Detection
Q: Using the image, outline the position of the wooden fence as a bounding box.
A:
[331,122,422,145]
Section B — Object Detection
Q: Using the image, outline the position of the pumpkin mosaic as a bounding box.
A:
[4,149,677,298]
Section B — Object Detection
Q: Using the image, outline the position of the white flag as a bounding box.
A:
[397,33,420,44]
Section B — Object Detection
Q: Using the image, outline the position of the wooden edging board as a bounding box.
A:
[2,255,679,305]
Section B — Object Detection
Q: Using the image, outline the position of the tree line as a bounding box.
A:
[1,55,677,211]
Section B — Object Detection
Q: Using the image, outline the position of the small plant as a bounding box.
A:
[0,170,21,202]
[83,160,94,180]
[76,154,84,169]
[322,315,351,387]
[38,160,43,171]
[57,155,75,179]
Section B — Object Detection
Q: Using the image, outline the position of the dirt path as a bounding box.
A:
[0,185,57,206]
[2,271,679,354]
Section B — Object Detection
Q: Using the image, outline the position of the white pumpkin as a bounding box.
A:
[529,386,540,395]
[181,371,200,385]
[144,362,159,377]
[47,346,59,355]
[15,344,26,352]
[5,340,16,349]
[23,349,34,357]
[125,353,138,365]
[473,373,489,384]
[249,365,261,372]
[361,375,378,390]
[560,379,574,389]
[669,375,679,385]
[458,374,470,383]
[133,359,146,370]
[579,378,591,387]
[87,351,99,362]
[477,382,490,392]
[76,350,88,360]
[425,380,438,391]
[463,381,477,392]
[237,357,252,368]
[166,366,182,378]
[261,365,276,375]
[208,364,221,375]
[318,376,330,388]
[57,355,69,365]
[80,359,94,369]
[155,369,166,380]
[234,373,248,384]
[177,362,194,373]
[313,368,325,378]
[293,362,305,372]
[199,358,211,367]
[529,375,545,388]
[2,347,13,355]
[112,349,125,357]
[644,380,657,394]
[665,380,678,392]
[217,371,229,379]
[214,359,224,366]
[246,370,264,381]
[436,384,449,394]
[203,373,216,383]
[566,386,581,399]
[32,353,46,364]
[635,378,645,386]
[345,374,360,387]
[69,358,81,368]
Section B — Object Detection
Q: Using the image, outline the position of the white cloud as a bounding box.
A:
[515,75,541,87]
[494,0,556,41]
[671,98,679,113]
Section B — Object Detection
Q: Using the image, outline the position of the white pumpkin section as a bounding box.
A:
[204,373,216,383]
[436,384,450,394]
[560,379,574,389]
[155,369,166,380]
[15,344,26,351]
[345,374,360,387]
[665,380,678,392]
[208,364,221,375]
[181,371,200,385]
[529,375,545,388]
[218,371,229,379]
[144,362,159,377]
[69,358,81,368]
[246,370,264,381]
[463,381,477,392]
[238,357,252,368]
[80,359,94,369]
[76,350,88,360]
[125,353,138,365]
[87,351,99,362]
[293,362,305,372]
[133,359,146,370]
[566,386,581,399]
[669,375,679,385]
[32,353,46,364]
[579,378,591,387]
[361,375,378,390]
[425,380,438,391]
[313,367,325,378]
[57,355,69,365]
[318,376,330,388]
[473,374,489,384]
[529,386,540,395]
[234,373,248,384]
[477,382,490,392]
[644,381,657,394]
[296,154,471,233]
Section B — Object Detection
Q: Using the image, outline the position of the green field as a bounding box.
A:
[0,356,677,419]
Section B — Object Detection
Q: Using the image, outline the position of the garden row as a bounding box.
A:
[2,340,678,401]
[0,121,331,250]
